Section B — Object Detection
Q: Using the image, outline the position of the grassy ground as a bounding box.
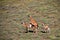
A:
[0,0,60,40]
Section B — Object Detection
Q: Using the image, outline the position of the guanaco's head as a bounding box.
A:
[21,21,27,27]
[21,21,26,25]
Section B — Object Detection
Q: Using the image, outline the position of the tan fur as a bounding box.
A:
[21,21,38,33]
[28,15,39,33]
[42,22,50,33]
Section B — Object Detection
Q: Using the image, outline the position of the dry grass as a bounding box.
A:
[0,0,60,40]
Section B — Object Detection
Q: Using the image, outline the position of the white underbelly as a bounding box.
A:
[29,24,32,28]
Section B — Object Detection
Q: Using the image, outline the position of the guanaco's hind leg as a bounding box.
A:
[25,27,29,33]
[32,27,38,33]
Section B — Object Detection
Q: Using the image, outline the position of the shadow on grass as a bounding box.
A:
[19,30,34,33]
[40,31,46,33]
[29,30,34,33]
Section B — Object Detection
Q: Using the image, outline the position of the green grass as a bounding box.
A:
[0,0,60,40]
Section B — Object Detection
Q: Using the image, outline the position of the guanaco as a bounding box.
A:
[41,22,50,33]
[21,21,37,33]
[28,15,39,33]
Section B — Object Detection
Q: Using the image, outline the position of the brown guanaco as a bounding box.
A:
[28,15,39,33]
[21,21,38,33]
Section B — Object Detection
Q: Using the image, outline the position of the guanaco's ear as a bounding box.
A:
[28,15,32,17]
[21,22,23,24]
[28,15,30,17]
[21,22,24,24]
